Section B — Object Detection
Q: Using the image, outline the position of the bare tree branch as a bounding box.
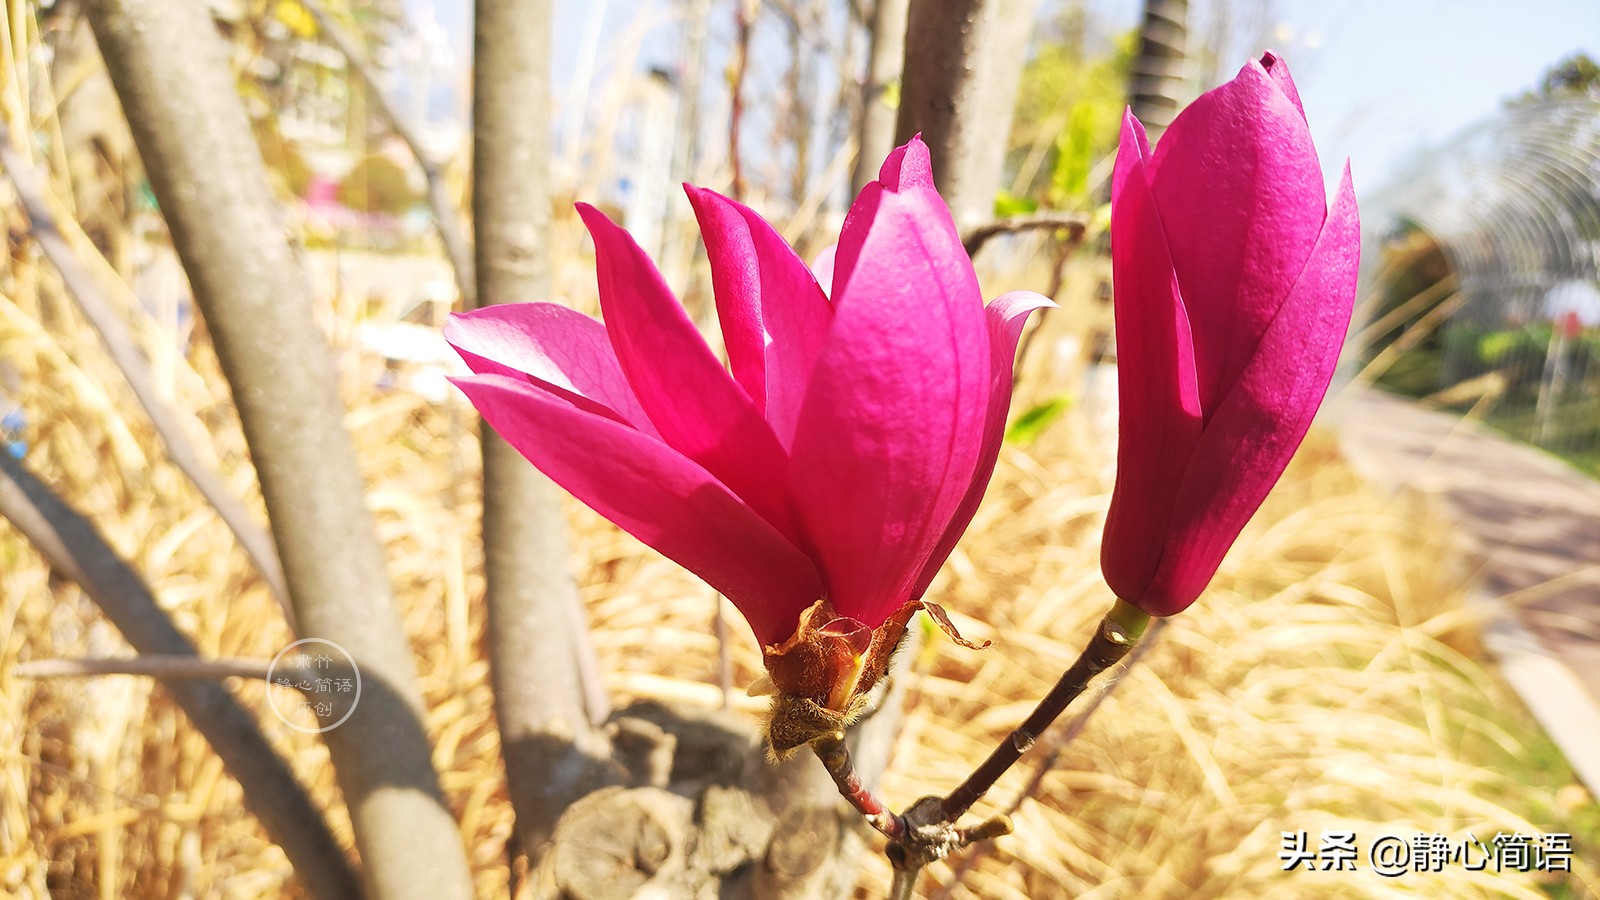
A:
[960,211,1089,257]
[299,0,476,307]
[728,0,757,199]
[672,0,714,189]
[82,1,474,896]
[0,119,292,625]
[0,453,359,900]
[16,656,276,680]
[852,0,909,195]
[473,0,616,851]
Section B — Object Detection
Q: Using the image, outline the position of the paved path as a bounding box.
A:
[1327,387,1600,791]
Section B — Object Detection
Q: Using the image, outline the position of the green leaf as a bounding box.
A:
[993,191,1040,218]
[1005,396,1073,444]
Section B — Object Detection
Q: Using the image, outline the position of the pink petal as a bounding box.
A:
[680,186,766,410]
[810,244,837,297]
[452,373,823,645]
[911,290,1055,599]
[1148,56,1327,413]
[1138,165,1359,615]
[1258,50,1306,120]
[575,203,796,534]
[1109,110,1152,209]
[685,185,835,447]
[1101,113,1206,606]
[788,136,990,628]
[444,304,656,435]
[829,136,934,302]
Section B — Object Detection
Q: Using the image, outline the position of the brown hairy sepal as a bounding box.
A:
[760,598,987,759]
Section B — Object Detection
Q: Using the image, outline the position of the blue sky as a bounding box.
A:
[408,0,1599,194]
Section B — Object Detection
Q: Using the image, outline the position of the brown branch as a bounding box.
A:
[940,600,1149,821]
[852,0,909,196]
[728,0,757,200]
[936,618,1169,896]
[300,0,477,307]
[16,656,275,680]
[1002,617,1165,816]
[83,1,474,895]
[854,600,1151,894]
[961,211,1089,257]
[897,0,1040,227]
[0,119,293,626]
[0,453,359,900]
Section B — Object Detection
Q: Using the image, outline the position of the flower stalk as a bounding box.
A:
[811,732,907,842]
[942,598,1149,822]
[812,599,1148,886]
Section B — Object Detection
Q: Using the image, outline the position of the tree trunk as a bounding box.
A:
[472,0,616,853]
[895,0,1041,229]
[82,2,473,896]
[1127,0,1190,140]
[852,0,910,195]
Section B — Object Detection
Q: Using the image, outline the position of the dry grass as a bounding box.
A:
[5,207,1598,897]
[4,9,1599,899]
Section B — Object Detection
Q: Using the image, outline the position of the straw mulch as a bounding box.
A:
[2,218,1597,899]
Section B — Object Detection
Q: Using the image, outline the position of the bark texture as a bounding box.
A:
[82,1,473,896]
[895,0,1042,228]
[472,0,615,852]
[853,0,911,195]
[531,702,861,899]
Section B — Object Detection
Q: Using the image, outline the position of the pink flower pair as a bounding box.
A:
[447,51,1360,749]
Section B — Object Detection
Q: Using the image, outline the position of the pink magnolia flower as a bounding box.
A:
[447,138,1050,750]
[1101,52,1360,617]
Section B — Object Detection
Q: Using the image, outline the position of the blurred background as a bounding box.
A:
[2,0,1599,897]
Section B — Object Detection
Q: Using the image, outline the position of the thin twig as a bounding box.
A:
[0,119,293,625]
[1012,224,1088,381]
[937,618,1170,896]
[940,599,1150,822]
[16,656,274,680]
[14,655,365,696]
[874,599,1151,892]
[808,601,1153,893]
[1004,617,1166,815]
[961,212,1090,258]
[300,0,477,307]
[0,452,360,900]
[728,0,756,199]
[714,592,732,711]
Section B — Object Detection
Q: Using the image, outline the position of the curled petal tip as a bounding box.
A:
[878,136,934,191]
[1255,50,1305,118]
